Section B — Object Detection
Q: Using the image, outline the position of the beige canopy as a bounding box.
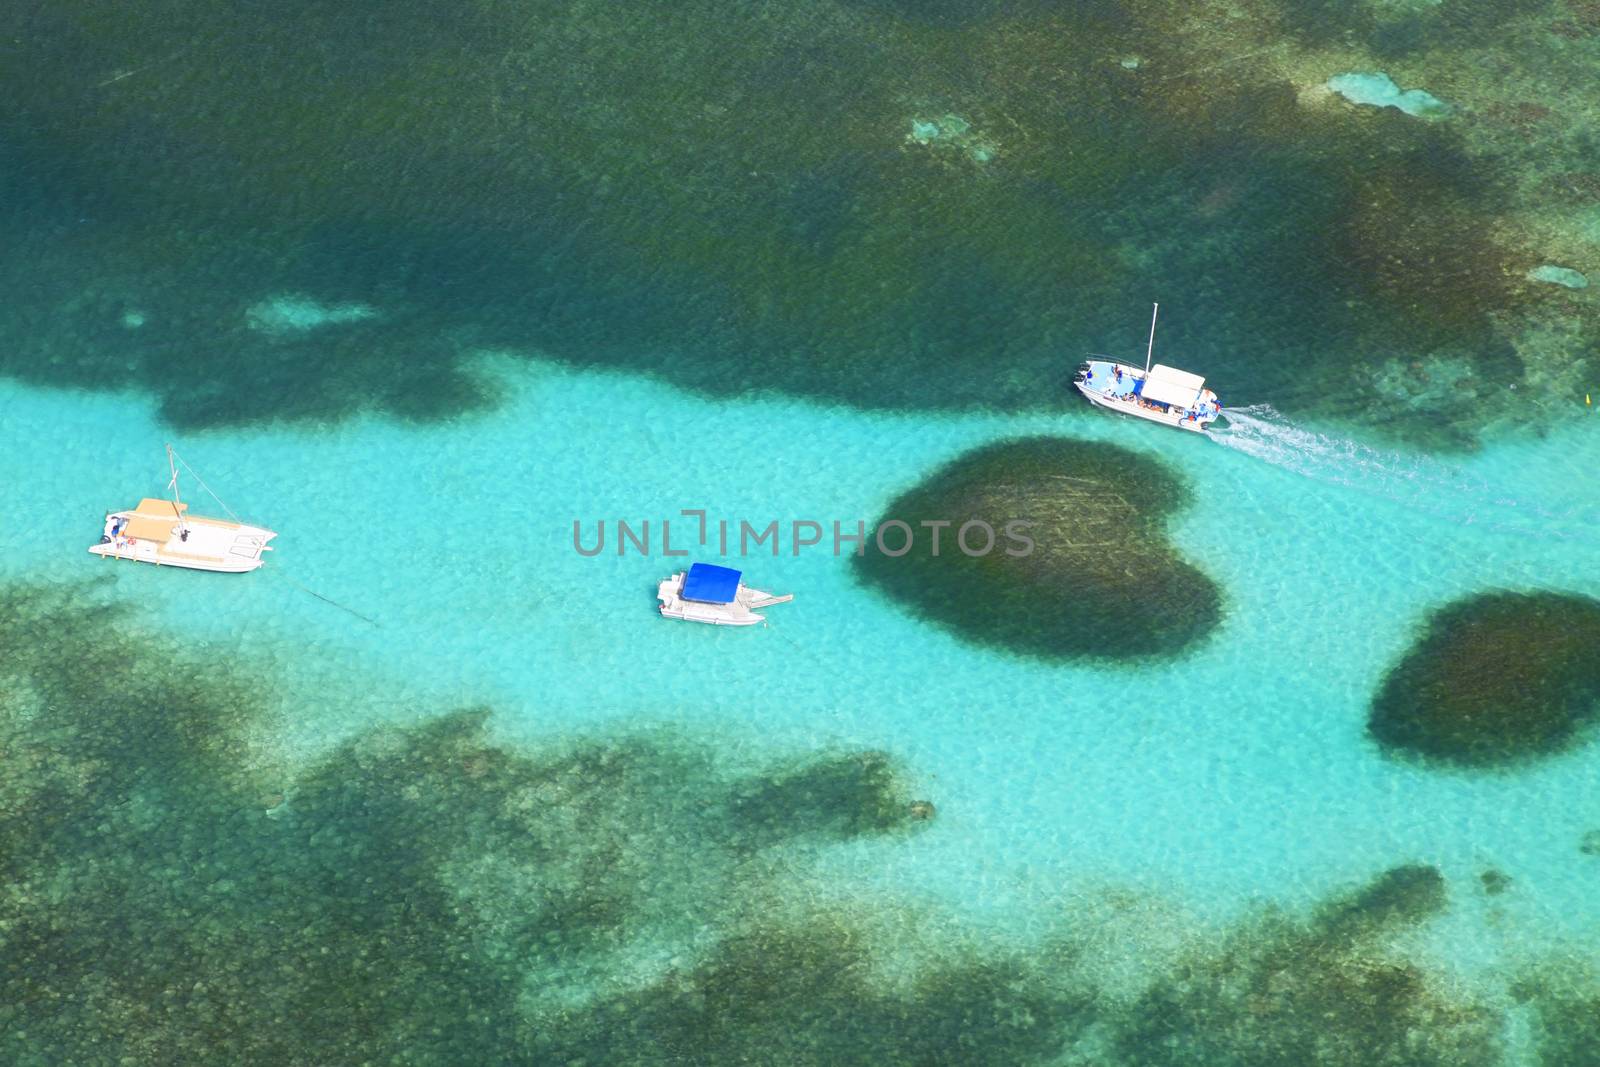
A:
[120,499,186,542]
[122,515,178,542]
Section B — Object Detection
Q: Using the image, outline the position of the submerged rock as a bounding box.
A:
[1528,264,1589,290]
[853,437,1220,661]
[1328,72,1449,117]
[905,113,997,164]
[245,294,378,334]
[1368,591,1600,767]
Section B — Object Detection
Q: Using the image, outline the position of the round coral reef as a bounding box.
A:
[1368,591,1600,767]
[853,437,1221,661]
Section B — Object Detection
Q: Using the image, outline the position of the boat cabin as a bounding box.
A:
[1074,360,1222,433]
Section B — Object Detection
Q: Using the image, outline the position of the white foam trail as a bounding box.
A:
[1209,404,1585,540]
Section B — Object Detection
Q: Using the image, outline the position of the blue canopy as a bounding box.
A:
[681,562,742,604]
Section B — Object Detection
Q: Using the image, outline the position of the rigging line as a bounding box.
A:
[170,448,244,524]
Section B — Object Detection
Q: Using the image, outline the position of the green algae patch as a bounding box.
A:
[0,580,1559,1065]
[1112,864,1501,1067]
[727,750,923,849]
[854,437,1221,661]
[0,579,283,838]
[0,579,938,1064]
[531,866,1510,1067]
[530,910,1094,1065]
[1369,591,1600,767]
[1530,973,1600,1065]
[1311,862,1446,935]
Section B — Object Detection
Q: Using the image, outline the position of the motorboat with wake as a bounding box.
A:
[1073,303,1222,433]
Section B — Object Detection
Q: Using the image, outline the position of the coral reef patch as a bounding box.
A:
[1368,590,1600,767]
[1113,864,1501,1066]
[2,580,1586,1064]
[853,437,1221,660]
[1,1,1591,445]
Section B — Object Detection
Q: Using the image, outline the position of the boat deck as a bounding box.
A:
[657,572,790,626]
[1089,364,1141,400]
[1075,360,1220,433]
[90,512,276,573]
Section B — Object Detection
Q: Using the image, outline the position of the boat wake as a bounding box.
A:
[1209,404,1586,540]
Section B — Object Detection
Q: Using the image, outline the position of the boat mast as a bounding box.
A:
[166,444,189,536]
[1144,302,1159,376]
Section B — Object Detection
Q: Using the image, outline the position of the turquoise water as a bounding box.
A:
[6,1,1600,1061]
[7,349,1600,932]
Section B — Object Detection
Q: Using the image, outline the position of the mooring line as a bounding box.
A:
[271,569,382,628]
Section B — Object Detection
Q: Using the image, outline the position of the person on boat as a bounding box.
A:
[1114,366,1123,383]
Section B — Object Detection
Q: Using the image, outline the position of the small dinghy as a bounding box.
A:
[658,562,793,626]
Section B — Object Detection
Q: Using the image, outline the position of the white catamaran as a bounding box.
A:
[89,446,277,573]
[657,562,793,626]
[1073,303,1222,433]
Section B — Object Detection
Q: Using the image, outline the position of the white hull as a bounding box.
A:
[1074,360,1219,433]
[657,573,791,626]
[90,512,277,573]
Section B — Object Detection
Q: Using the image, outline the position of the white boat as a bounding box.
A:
[89,445,277,573]
[658,562,793,626]
[1073,303,1222,433]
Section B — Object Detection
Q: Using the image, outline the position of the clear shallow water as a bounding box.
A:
[6,354,1598,970]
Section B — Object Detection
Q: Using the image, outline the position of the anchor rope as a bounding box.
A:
[270,569,383,628]
[172,447,380,627]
